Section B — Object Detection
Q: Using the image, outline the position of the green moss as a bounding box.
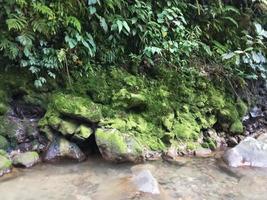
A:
[0,150,8,157]
[0,103,7,115]
[218,101,239,123]
[58,120,79,136]
[0,155,12,172]
[237,99,248,117]
[75,125,93,139]
[95,128,129,154]
[162,112,175,131]
[172,112,200,141]
[202,138,217,150]
[230,120,244,134]
[0,136,9,150]
[52,93,102,122]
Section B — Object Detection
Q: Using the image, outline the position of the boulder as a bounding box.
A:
[0,154,12,176]
[52,93,102,122]
[95,128,144,163]
[44,136,86,162]
[12,151,39,168]
[223,136,267,167]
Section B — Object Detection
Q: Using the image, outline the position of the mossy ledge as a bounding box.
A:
[37,66,248,155]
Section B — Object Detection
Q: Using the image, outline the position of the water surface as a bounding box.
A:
[1,156,267,200]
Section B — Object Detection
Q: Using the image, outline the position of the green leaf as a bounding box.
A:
[117,20,123,33]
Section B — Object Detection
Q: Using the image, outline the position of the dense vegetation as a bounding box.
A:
[0,1,266,153]
[1,0,266,86]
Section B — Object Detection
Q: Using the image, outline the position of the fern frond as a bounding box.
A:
[33,3,55,18]
[66,16,81,32]
[32,19,50,35]
[6,14,27,31]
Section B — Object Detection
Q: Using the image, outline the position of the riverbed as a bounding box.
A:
[1,156,267,200]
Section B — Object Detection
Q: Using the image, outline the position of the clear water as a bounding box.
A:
[1,156,267,200]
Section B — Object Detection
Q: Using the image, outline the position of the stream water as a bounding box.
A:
[1,156,267,200]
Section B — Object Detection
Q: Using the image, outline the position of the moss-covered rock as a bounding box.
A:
[172,112,200,141]
[51,93,102,122]
[74,125,93,140]
[95,128,144,163]
[112,88,147,110]
[230,120,244,134]
[58,120,79,136]
[0,154,12,176]
[12,151,40,168]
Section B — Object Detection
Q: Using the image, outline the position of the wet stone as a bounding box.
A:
[12,151,40,168]
[44,136,86,162]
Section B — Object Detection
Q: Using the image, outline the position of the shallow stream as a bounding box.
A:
[1,156,267,200]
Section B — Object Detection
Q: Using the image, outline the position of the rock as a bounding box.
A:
[52,93,102,122]
[0,154,12,176]
[223,137,267,167]
[227,136,239,147]
[162,146,188,165]
[12,151,39,168]
[204,129,225,150]
[44,136,86,162]
[257,133,267,142]
[131,169,160,195]
[58,120,78,136]
[250,106,264,118]
[194,147,212,158]
[145,151,162,161]
[112,88,147,110]
[74,125,93,140]
[95,128,144,163]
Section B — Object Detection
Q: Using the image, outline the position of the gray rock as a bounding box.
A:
[223,137,267,167]
[95,128,144,163]
[44,136,85,162]
[250,106,264,118]
[195,147,213,158]
[12,151,39,168]
[132,169,160,195]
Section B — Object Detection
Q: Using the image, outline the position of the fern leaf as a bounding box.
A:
[33,3,55,18]
[6,14,27,31]
[66,16,81,32]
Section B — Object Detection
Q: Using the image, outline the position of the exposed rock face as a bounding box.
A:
[0,154,12,176]
[223,135,267,167]
[43,136,86,162]
[95,128,144,163]
[12,151,40,168]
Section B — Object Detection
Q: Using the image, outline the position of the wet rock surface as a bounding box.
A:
[44,136,86,162]
[95,128,145,163]
[12,151,40,168]
[223,134,267,167]
[0,154,12,176]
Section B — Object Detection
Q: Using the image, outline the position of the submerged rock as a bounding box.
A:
[0,154,12,176]
[131,169,160,195]
[223,136,267,167]
[95,128,144,163]
[12,151,39,168]
[44,136,86,162]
